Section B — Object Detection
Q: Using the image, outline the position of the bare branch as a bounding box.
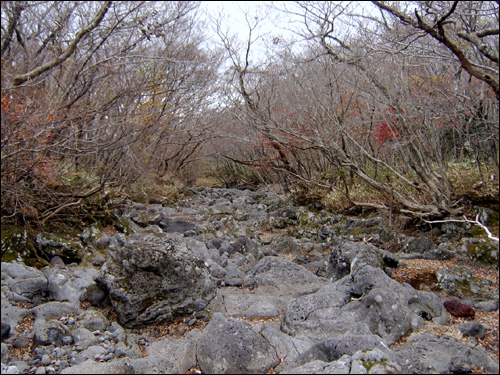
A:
[12,1,112,86]
[424,215,499,242]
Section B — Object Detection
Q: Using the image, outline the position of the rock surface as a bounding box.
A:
[94,233,217,328]
[1,186,498,374]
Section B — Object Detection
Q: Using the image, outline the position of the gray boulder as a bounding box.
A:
[244,256,329,297]
[35,233,87,263]
[436,266,497,302]
[350,348,402,374]
[299,334,392,363]
[32,302,81,346]
[131,329,199,373]
[33,319,69,346]
[395,333,499,374]
[285,358,351,374]
[60,358,135,374]
[43,266,98,305]
[197,313,279,374]
[2,261,47,302]
[207,288,285,319]
[77,309,110,332]
[95,233,216,328]
[282,263,446,345]
[71,327,98,349]
[0,292,30,335]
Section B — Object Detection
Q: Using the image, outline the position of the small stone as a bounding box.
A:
[35,366,46,374]
[61,335,73,345]
[474,300,499,312]
[12,335,31,349]
[50,256,65,268]
[458,322,486,339]
[170,323,188,337]
[54,348,67,359]
[40,354,51,366]
[187,318,197,327]
[195,311,208,320]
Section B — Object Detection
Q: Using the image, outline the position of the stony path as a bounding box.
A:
[1,186,499,374]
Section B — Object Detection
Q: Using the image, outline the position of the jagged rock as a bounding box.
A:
[1,187,498,374]
[299,334,392,363]
[77,309,110,332]
[35,233,87,264]
[207,289,285,319]
[71,327,98,349]
[197,313,279,374]
[326,240,399,282]
[350,348,402,374]
[405,236,433,254]
[81,224,109,250]
[95,233,217,328]
[282,264,446,345]
[223,265,244,287]
[80,283,110,307]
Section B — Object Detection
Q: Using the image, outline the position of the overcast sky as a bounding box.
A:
[199,1,301,65]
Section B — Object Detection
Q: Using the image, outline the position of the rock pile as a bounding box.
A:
[1,186,499,374]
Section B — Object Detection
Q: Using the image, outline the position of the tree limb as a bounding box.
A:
[12,1,112,86]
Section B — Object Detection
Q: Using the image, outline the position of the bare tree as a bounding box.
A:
[1,1,222,224]
[215,1,497,218]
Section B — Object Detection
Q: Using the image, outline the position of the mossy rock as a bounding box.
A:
[1,226,48,267]
[466,239,499,265]
[35,232,87,264]
[436,266,496,300]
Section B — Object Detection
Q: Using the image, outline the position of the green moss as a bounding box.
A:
[1,226,48,267]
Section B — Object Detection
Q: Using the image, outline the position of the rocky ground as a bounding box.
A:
[1,186,499,374]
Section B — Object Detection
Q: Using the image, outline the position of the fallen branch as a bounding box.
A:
[41,198,83,224]
[55,183,105,198]
[423,214,499,242]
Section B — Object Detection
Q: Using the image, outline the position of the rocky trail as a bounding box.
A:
[1,186,499,374]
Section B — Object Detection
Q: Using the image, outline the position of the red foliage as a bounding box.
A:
[374,122,400,144]
[373,108,400,145]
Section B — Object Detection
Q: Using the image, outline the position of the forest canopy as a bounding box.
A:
[1,1,498,227]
